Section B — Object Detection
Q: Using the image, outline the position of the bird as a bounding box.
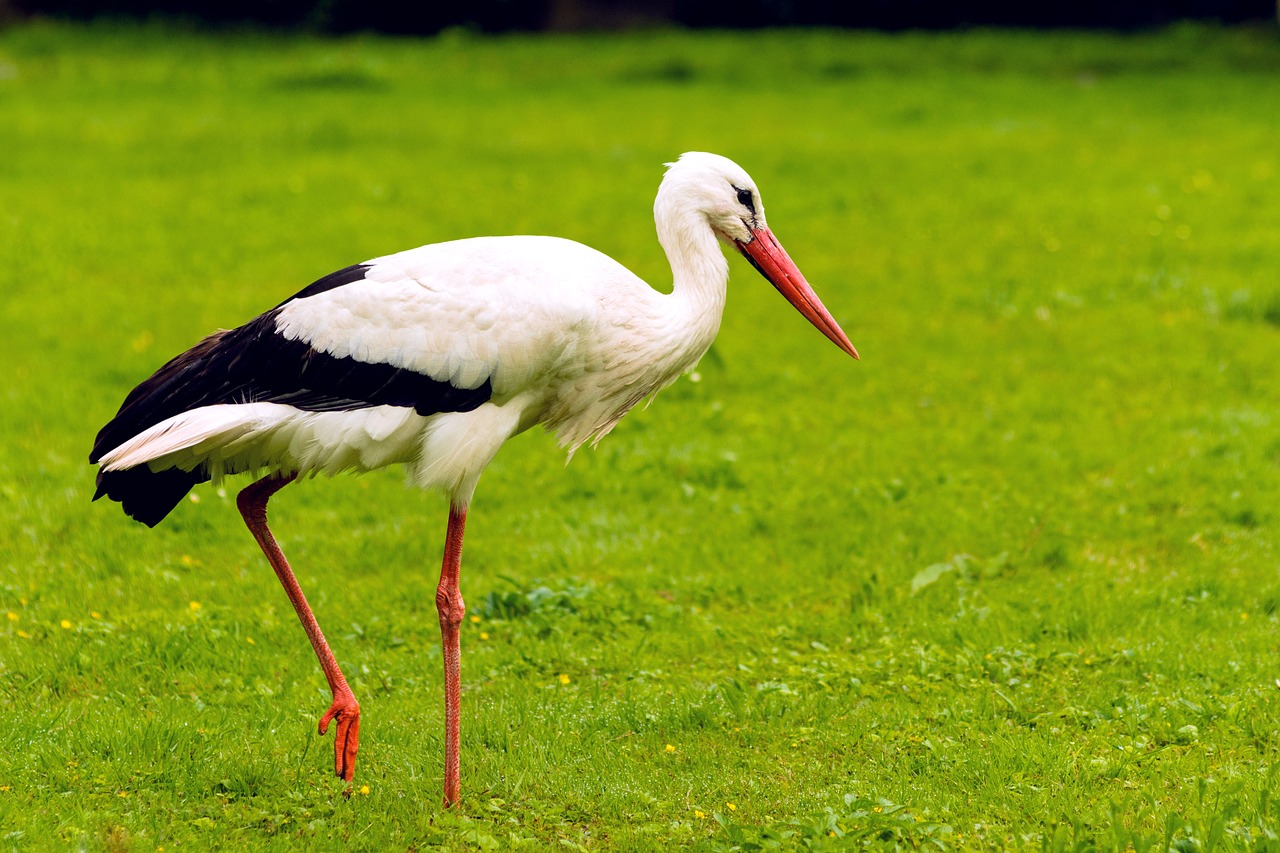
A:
[89,151,858,807]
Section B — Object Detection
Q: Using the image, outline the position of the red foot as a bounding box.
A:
[318,692,361,782]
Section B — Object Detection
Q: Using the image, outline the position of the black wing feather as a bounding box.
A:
[90,263,494,526]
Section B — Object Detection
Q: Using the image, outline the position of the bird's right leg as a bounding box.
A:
[237,473,361,783]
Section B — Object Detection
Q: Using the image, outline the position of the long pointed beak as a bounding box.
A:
[736,226,859,360]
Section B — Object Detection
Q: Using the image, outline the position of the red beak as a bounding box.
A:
[736,227,859,360]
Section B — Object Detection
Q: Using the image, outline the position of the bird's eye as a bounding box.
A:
[736,188,755,211]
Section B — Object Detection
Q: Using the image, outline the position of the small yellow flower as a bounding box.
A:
[558,674,571,685]
[1241,612,1249,620]
[694,809,706,819]
[246,637,256,645]
[17,630,31,639]
[469,615,481,623]
[872,806,883,813]
[90,611,101,619]
[726,802,736,812]
[189,601,201,612]
[60,620,72,630]
[359,785,370,795]
[118,791,128,798]
[664,744,675,753]
[0,785,11,792]
[479,632,489,640]
[5,612,16,622]
[829,831,836,837]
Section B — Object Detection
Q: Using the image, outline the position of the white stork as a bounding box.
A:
[89,152,858,807]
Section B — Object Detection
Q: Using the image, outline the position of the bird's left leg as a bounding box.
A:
[237,473,361,783]
[436,503,468,808]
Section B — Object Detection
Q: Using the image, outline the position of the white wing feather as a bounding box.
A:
[273,236,640,398]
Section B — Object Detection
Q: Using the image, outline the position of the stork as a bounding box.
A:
[89,152,858,807]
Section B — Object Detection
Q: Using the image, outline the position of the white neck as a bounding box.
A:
[655,201,729,364]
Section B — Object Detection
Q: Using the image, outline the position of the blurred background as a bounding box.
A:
[3,0,1278,32]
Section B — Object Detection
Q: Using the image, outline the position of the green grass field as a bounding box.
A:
[2,19,1280,851]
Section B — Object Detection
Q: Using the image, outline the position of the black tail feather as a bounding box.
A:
[93,465,210,528]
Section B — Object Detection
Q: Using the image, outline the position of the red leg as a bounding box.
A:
[237,473,360,783]
[436,503,467,808]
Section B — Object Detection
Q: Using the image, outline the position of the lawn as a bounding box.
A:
[2,19,1280,851]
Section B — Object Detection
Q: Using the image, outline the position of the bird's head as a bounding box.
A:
[658,151,764,244]
[657,152,859,360]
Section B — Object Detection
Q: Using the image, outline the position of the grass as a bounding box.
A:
[2,18,1280,851]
